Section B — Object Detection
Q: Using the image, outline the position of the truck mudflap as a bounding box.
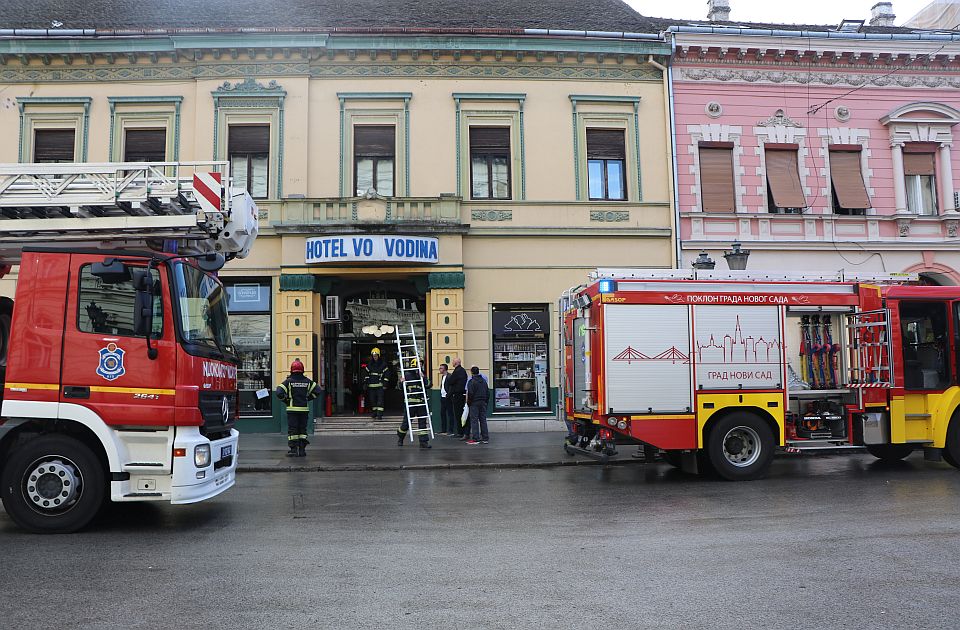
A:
[170,427,239,504]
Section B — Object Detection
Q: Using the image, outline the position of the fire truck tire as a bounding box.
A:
[943,416,960,469]
[1,434,105,534]
[864,443,914,462]
[706,413,775,481]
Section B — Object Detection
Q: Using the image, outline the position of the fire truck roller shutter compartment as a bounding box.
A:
[603,304,692,413]
[693,305,783,390]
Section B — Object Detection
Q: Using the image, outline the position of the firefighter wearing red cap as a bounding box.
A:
[364,347,389,420]
[276,359,319,457]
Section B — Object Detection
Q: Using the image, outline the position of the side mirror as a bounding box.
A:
[91,259,131,284]
[197,252,226,273]
[131,269,159,359]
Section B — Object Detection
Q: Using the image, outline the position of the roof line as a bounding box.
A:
[667,25,960,42]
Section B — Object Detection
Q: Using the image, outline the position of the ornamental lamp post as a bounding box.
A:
[691,251,716,270]
[723,241,751,270]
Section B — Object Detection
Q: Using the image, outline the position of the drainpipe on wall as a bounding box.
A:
[648,45,682,269]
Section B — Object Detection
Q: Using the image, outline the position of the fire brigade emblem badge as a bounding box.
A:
[96,343,126,381]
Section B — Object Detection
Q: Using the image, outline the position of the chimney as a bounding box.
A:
[707,0,731,22]
[869,2,896,27]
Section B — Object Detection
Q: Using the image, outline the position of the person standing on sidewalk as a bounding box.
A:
[275,359,319,457]
[447,357,468,438]
[365,347,389,420]
[465,366,489,445]
[397,356,433,449]
[437,363,455,436]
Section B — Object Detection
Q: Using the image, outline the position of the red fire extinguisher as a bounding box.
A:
[358,393,366,414]
[325,392,333,418]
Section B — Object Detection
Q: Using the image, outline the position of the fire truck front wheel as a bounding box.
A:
[943,415,960,469]
[706,413,775,481]
[1,435,105,534]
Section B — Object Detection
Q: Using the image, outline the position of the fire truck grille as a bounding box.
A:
[198,391,237,438]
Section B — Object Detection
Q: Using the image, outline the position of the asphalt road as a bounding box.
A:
[2,454,960,630]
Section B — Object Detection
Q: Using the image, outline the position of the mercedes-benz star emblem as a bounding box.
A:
[221,396,230,425]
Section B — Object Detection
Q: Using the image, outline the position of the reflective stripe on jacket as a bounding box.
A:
[276,373,319,412]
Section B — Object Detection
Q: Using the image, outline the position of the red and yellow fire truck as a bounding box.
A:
[561,268,960,480]
[0,161,258,532]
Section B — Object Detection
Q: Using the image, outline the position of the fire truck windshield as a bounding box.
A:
[173,262,235,357]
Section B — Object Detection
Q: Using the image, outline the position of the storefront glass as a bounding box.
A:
[491,305,549,411]
[226,282,272,417]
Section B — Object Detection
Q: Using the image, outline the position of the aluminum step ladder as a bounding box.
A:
[394,323,434,442]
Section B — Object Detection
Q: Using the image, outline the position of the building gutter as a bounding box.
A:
[644,51,681,269]
[667,25,960,42]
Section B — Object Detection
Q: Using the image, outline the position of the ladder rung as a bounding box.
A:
[399,344,418,349]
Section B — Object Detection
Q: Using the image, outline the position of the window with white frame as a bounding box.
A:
[586,128,627,201]
[764,145,807,213]
[33,129,77,163]
[903,150,938,216]
[18,97,90,163]
[470,127,511,200]
[353,125,395,197]
[228,124,270,199]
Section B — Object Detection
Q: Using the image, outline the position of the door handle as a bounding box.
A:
[63,386,90,399]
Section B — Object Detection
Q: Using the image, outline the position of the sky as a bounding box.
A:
[625,0,932,26]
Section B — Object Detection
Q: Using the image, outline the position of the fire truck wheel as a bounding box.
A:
[1,434,105,534]
[864,443,914,462]
[943,417,960,469]
[706,413,775,481]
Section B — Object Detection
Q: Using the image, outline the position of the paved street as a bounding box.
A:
[2,453,960,629]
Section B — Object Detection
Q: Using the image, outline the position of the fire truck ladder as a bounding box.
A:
[0,161,249,263]
[845,309,893,387]
[394,324,434,443]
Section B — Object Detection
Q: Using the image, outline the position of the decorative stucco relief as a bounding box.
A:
[679,67,960,89]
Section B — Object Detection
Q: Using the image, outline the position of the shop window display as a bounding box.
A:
[491,306,549,411]
[226,283,272,417]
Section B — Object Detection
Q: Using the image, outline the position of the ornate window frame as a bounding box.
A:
[569,95,642,202]
[108,96,182,162]
[337,92,411,198]
[816,127,874,215]
[453,93,526,200]
[17,96,91,162]
[687,123,744,213]
[212,79,285,199]
[753,109,810,213]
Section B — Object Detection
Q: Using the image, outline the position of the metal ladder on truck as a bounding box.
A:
[394,323,434,443]
[0,161,258,269]
[846,309,894,388]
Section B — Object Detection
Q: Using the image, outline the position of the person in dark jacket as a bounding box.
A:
[276,359,319,457]
[465,366,489,444]
[446,357,468,437]
[365,347,389,419]
[397,356,433,448]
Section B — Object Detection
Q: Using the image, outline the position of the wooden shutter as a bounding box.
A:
[765,149,807,209]
[469,127,510,153]
[354,126,395,157]
[228,125,270,154]
[698,146,736,213]
[586,129,626,160]
[33,129,76,162]
[829,150,870,210]
[904,152,936,176]
[123,129,167,162]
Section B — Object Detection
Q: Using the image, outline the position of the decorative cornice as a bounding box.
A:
[679,66,960,89]
[428,272,465,290]
[213,77,286,96]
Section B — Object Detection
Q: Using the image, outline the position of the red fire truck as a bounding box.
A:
[560,268,960,480]
[0,161,258,532]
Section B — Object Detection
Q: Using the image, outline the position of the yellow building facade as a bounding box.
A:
[0,28,675,431]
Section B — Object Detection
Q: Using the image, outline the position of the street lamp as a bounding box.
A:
[723,241,751,270]
[691,251,716,270]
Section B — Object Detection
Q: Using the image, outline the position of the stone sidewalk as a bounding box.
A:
[235,430,646,472]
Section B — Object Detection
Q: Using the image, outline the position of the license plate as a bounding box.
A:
[221,445,233,459]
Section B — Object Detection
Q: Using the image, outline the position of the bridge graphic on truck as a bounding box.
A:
[612,345,690,364]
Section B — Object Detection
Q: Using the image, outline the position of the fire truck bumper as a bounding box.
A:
[170,428,239,504]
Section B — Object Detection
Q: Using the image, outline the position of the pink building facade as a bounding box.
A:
[671,27,960,283]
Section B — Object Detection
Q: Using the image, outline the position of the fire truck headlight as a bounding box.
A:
[607,416,618,426]
[617,420,628,430]
[194,444,211,468]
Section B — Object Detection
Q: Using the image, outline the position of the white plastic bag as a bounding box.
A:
[460,404,470,427]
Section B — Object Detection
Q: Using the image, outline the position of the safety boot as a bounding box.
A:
[286,446,298,457]
[297,443,306,457]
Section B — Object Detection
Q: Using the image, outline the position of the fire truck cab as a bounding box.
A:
[0,161,258,532]
[560,269,960,481]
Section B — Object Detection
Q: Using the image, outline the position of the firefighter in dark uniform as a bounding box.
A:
[276,359,319,457]
[397,356,432,449]
[365,347,389,420]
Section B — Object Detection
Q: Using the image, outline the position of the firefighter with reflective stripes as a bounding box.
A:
[397,355,432,449]
[276,360,319,457]
[365,347,389,420]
